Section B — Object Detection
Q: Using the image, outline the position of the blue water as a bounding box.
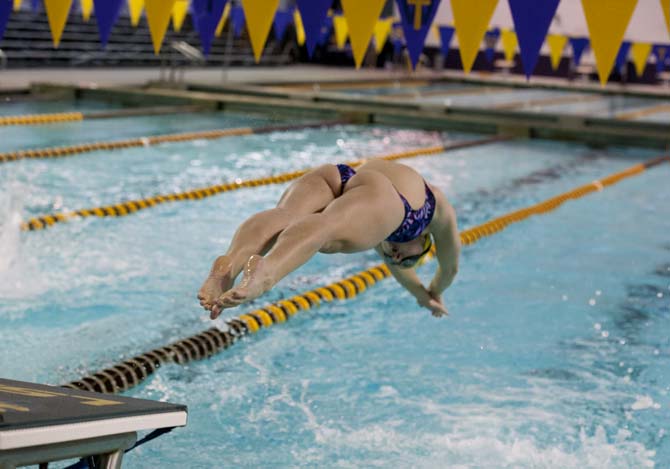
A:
[0,98,122,116]
[0,114,669,468]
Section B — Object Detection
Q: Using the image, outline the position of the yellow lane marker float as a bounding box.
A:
[22,136,507,232]
[0,120,347,163]
[0,112,84,126]
[615,103,670,121]
[63,156,669,394]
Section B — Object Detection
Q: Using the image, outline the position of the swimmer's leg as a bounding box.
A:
[217,172,402,309]
[201,165,343,318]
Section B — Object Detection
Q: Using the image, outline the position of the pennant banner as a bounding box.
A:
[128,0,143,27]
[13,0,21,12]
[192,0,227,55]
[661,0,669,36]
[547,34,567,70]
[614,40,631,71]
[31,0,38,10]
[1,0,11,43]
[396,0,441,69]
[508,0,560,78]
[293,9,305,45]
[341,0,386,68]
[484,27,500,64]
[373,17,393,54]
[241,0,279,63]
[44,0,73,47]
[171,0,188,32]
[145,0,175,54]
[215,3,230,37]
[569,37,589,67]
[439,25,454,57]
[80,0,92,21]
[581,0,638,85]
[451,0,498,74]
[93,0,123,47]
[630,42,651,76]
[333,14,348,49]
[231,5,245,37]
[296,0,331,58]
[317,14,332,46]
[273,7,294,41]
[652,44,669,72]
[500,28,517,62]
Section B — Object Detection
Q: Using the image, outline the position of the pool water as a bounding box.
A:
[0,112,669,468]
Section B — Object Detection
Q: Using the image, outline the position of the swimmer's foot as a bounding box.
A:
[216,255,272,312]
[198,255,235,318]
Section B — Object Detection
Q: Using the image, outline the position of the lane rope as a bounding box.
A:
[0,119,347,164]
[0,112,84,126]
[22,136,508,232]
[61,156,669,394]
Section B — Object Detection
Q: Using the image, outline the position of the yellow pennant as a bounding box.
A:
[128,0,144,27]
[13,0,22,11]
[333,15,348,49]
[581,0,638,86]
[341,0,387,68]
[171,0,189,32]
[80,0,92,21]
[145,0,176,54]
[44,0,73,48]
[547,34,568,70]
[661,0,670,36]
[293,9,305,46]
[630,42,652,76]
[215,3,231,37]
[500,29,517,62]
[451,0,499,74]
[374,18,393,54]
[241,0,279,63]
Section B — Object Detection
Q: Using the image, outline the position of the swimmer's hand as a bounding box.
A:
[416,287,449,317]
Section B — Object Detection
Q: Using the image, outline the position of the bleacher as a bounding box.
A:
[0,6,298,68]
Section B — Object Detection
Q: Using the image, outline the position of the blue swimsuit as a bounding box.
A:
[336,163,436,243]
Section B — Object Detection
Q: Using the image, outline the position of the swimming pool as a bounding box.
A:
[1,109,668,467]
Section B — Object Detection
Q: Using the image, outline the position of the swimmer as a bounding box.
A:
[199,159,460,319]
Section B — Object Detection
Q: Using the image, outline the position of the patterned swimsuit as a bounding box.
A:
[336,164,436,243]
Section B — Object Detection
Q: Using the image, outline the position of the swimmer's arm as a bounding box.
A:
[428,189,460,296]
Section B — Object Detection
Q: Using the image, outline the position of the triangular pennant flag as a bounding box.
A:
[215,2,230,37]
[373,17,393,54]
[31,0,38,10]
[128,0,143,26]
[44,0,73,47]
[395,0,441,69]
[192,0,227,55]
[145,0,175,54]
[451,0,498,74]
[241,0,279,63]
[508,0,560,78]
[547,34,567,70]
[341,0,386,68]
[333,14,348,49]
[483,27,500,64]
[296,0,331,58]
[581,0,638,85]
[614,40,631,72]
[231,5,245,37]
[500,28,517,62]
[652,44,669,72]
[438,25,454,57]
[630,42,651,76]
[80,0,92,21]
[317,14,332,46]
[661,0,669,36]
[569,37,589,66]
[1,0,12,43]
[273,7,294,41]
[171,0,188,32]
[93,0,123,47]
[293,8,305,45]
[13,0,21,12]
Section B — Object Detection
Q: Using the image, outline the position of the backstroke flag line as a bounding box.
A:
[341,0,386,68]
[508,0,560,78]
[241,0,279,63]
[451,0,498,74]
[547,34,568,70]
[581,0,638,85]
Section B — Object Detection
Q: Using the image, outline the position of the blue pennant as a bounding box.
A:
[395,0,441,69]
[192,0,228,56]
[273,8,294,41]
[569,37,589,67]
[93,0,124,48]
[231,5,245,38]
[508,0,561,78]
[296,0,332,58]
[438,26,454,58]
[614,41,631,72]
